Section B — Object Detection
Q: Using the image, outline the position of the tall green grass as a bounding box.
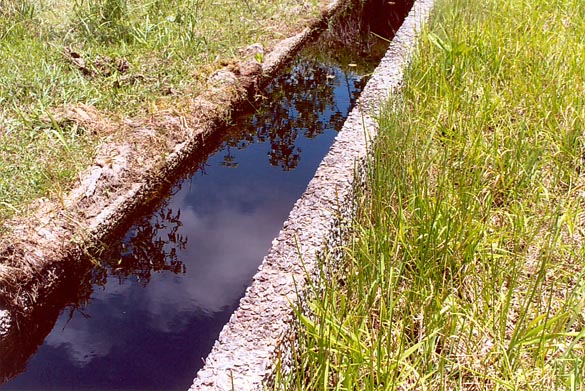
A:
[278,0,585,389]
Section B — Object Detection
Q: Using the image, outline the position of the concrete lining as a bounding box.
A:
[189,0,436,389]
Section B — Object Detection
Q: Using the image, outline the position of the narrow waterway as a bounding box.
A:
[0,1,413,389]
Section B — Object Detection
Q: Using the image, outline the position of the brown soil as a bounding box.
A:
[0,0,351,337]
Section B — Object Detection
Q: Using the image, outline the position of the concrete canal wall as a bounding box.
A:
[190,0,436,389]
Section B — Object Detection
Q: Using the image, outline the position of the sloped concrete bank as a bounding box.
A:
[190,0,435,389]
[0,0,355,340]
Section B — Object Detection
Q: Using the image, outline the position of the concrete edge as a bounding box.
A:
[189,0,436,389]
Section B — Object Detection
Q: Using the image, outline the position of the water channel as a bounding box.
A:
[0,1,413,389]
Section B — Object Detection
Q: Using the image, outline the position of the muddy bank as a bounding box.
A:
[0,0,355,339]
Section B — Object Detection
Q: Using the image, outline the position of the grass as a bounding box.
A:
[277,0,585,389]
[0,0,322,225]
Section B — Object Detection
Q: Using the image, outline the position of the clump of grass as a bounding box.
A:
[73,0,132,43]
[278,0,585,389]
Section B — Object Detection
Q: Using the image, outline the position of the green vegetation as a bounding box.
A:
[279,0,585,389]
[0,0,320,224]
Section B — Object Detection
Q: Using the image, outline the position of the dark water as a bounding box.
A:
[0,1,413,390]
